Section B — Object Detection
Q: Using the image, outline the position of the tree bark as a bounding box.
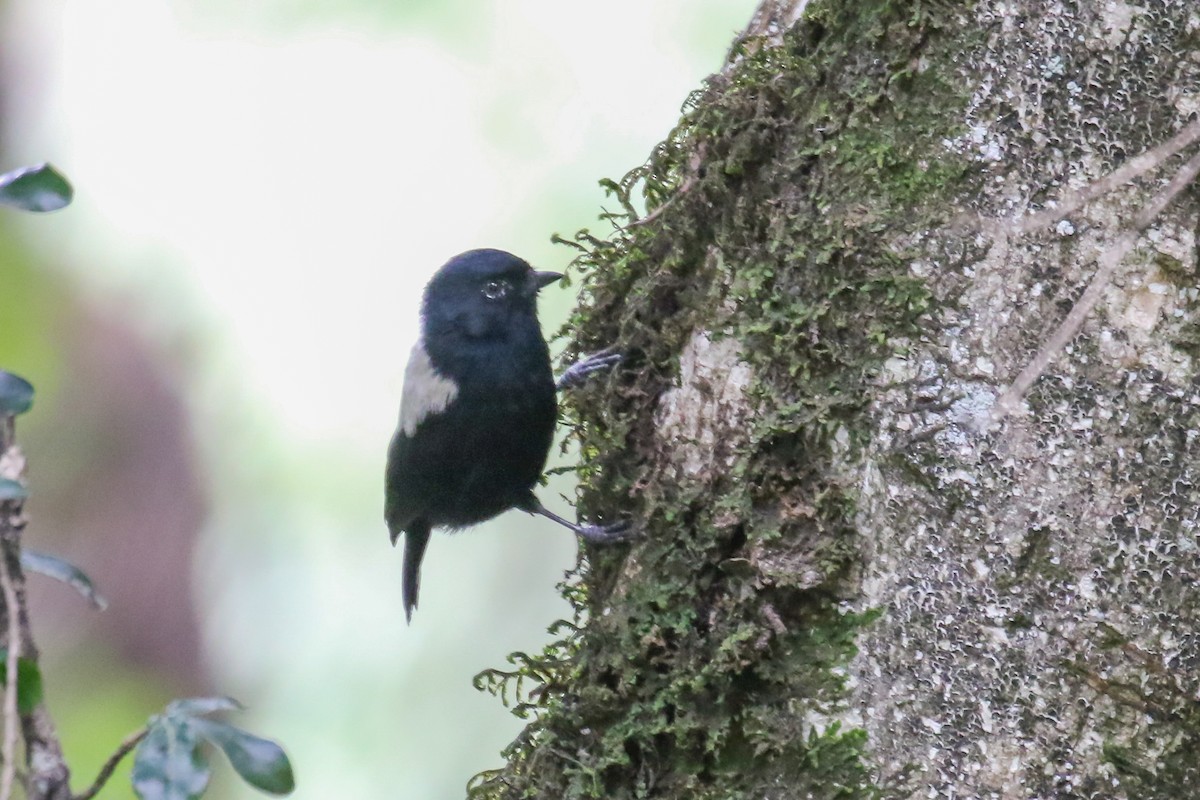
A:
[472,1,1200,798]
[0,418,71,800]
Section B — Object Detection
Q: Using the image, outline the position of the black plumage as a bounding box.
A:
[385,249,625,622]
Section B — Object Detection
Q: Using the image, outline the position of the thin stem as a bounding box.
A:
[71,727,149,800]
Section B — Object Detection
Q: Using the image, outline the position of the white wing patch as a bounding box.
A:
[399,338,460,436]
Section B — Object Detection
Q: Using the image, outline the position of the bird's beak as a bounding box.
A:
[529,270,563,294]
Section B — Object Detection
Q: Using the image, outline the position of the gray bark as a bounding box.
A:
[471,2,1200,798]
[852,2,1200,797]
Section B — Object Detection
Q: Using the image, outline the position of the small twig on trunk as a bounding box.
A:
[71,726,149,800]
[989,148,1200,426]
[0,548,21,800]
[626,147,706,230]
[1012,117,1200,235]
[961,117,1200,241]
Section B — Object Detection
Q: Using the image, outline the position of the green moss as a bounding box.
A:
[1104,732,1200,800]
[470,2,978,797]
[1154,251,1193,285]
[1085,634,1200,798]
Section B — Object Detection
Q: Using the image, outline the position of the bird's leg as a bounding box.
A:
[545,347,629,540]
[556,346,622,391]
[523,496,634,543]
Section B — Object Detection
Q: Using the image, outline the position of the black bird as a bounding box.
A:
[385,248,625,622]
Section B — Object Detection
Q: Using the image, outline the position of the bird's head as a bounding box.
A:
[421,249,561,341]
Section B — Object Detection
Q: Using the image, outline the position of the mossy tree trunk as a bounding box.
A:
[472,2,1200,798]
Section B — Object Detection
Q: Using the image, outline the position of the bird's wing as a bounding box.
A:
[384,438,432,623]
[386,337,461,541]
[397,338,459,438]
[384,428,423,543]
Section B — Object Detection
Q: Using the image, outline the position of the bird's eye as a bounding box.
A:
[482,280,509,300]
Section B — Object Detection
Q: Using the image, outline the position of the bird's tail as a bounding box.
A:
[402,522,432,624]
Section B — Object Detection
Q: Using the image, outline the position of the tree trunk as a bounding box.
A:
[471,1,1200,798]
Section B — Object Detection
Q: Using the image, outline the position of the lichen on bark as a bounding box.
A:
[471,1,1200,798]
[848,2,1200,797]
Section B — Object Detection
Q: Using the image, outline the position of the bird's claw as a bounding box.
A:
[575,517,636,543]
[556,347,623,391]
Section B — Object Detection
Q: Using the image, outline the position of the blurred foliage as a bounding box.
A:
[21,550,108,610]
[0,652,44,714]
[1,169,295,800]
[0,369,34,415]
[0,163,73,213]
[133,697,295,800]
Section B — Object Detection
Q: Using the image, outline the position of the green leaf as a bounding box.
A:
[134,697,295,798]
[0,479,26,501]
[0,164,73,212]
[0,652,44,714]
[132,717,211,800]
[167,696,243,718]
[190,718,295,795]
[0,371,34,415]
[21,550,107,610]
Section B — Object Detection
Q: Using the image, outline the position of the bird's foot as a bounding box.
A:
[574,518,636,543]
[528,498,636,543]
[556,347,622,391]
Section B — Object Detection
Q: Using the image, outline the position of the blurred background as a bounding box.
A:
[0,1,755,797]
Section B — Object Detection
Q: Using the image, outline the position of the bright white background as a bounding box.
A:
[2,1,756,796]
